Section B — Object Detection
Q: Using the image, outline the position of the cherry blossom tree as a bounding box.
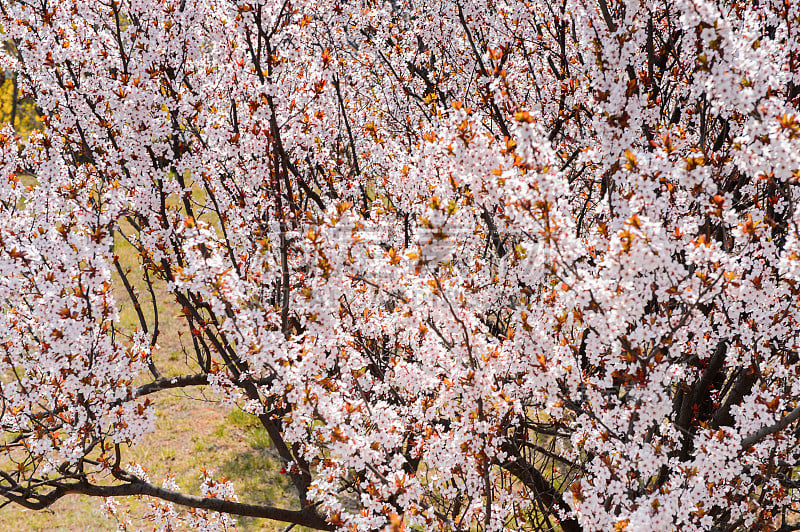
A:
[0,0,799,530]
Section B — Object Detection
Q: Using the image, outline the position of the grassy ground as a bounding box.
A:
[0,396,297,531]
[0,224,298,531]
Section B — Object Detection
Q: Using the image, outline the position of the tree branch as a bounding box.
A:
[741,405,800,451]
[53,480,333,530]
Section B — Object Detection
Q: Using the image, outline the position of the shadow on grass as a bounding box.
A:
[216,410,308,532]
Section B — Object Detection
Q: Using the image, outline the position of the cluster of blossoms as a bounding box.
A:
[0,0,799,530]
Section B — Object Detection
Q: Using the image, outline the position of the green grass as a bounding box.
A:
[0,220,296,531]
